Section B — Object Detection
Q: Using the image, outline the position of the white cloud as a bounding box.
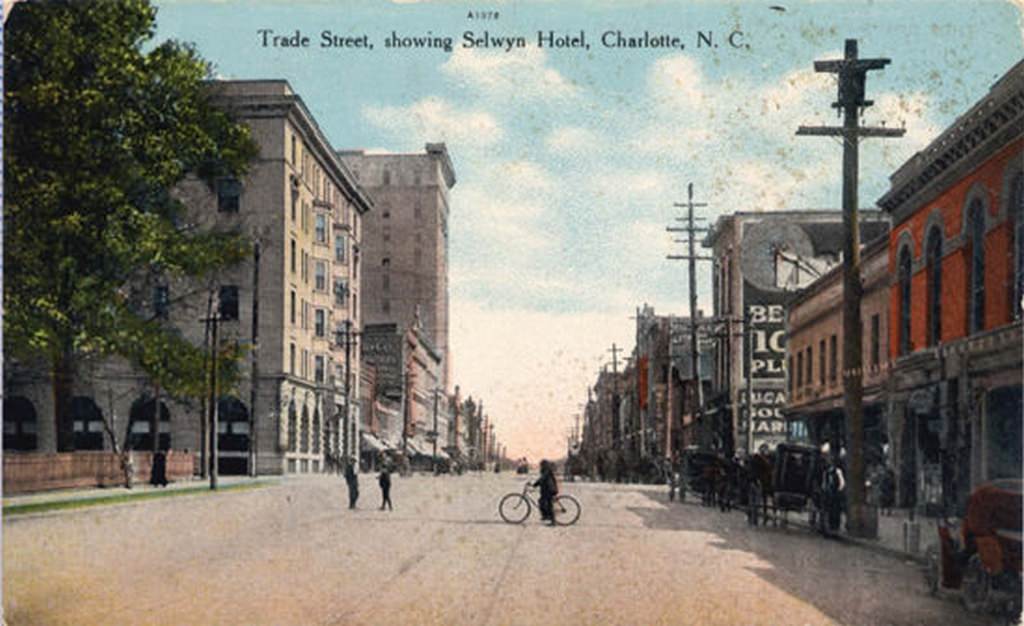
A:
[647,54,706,108]
[362,96,504,147]
[441,46,578,100]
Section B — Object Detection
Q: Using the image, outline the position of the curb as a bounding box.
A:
[786,518,928,566]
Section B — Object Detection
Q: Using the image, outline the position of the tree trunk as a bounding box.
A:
[52,348,74,452]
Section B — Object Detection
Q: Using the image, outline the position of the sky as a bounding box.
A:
[151,0,1024,461]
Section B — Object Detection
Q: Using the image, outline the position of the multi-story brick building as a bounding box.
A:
[704,211,890,454]
[339,145,456,391]
[785,234,891,464]
[878,60,1023,514]
[4,80,371,478]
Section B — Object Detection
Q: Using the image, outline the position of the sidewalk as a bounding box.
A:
[788,507,934,565]
[3,475,279,512]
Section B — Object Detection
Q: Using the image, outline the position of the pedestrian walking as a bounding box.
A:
[378,466,393,511]
[150,448,168,487]
[344,458,360,510]
[533,459,559,526]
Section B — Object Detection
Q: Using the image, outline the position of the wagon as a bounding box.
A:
[771,443,823,524]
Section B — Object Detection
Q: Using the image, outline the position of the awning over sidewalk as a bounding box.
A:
[361,432,389,453]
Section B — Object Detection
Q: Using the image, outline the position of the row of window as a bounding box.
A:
[789,314,882,397]
[896,173,1023,355]
[288,344,328,384]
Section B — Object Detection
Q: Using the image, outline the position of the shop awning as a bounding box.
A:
[361,432,389,453]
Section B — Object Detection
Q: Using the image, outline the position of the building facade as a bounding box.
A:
[704,211,890,454]
[339,145,456,390]
[3,80,372,476]
[785,234,891,465]
[878,60,1023,514]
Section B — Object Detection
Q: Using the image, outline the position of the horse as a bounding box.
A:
[747,451,776,526]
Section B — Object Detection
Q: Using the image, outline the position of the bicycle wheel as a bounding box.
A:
[552,495,581,526]
[499,493,531,524]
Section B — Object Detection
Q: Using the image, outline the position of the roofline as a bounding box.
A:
[207,79,374,215]
[786,232,891,308]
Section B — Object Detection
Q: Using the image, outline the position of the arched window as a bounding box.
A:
[70,397,105,450]
[967,199,986,333]
[300,406,309,453]
[898,246,913,355]
[312,407,321,455]
[128,398,171,451]
[1012,173,1024,320]
[926,227,943,346]
[287,400,297,452]
[3,397,38,451]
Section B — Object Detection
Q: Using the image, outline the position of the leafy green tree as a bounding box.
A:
[4,0,258,451]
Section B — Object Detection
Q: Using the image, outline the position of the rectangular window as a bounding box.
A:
[315,309,325,337]
[217,178,241,213]
[291,134,297,164]
[870,315,881,368]
[302,299,307,329]
[337,281,348,308]
[382,299,390,314]
[219,286,239,321]
[819,339,826,385]
[302,349,308,379]
[291,190,298,222]
[302,251,308,283]
[153,286,169,319]
[315,214,326,243]
[796,351,804,389]
[315,355,325,383]
[335,235,346,263]
[788,356,794,395]
[830,334,838,382]
[315,261,326,291]
[290,290,296,325]
[290,343,296,375]
[291,240,296,274]
[805,346,812,389]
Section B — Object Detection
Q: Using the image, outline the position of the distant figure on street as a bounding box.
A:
[378,466,393,511]
[150,448,168,487]
[879,464,896,516]
[821,451,846,536]
[533,459,559,525]
[344,458,359,510]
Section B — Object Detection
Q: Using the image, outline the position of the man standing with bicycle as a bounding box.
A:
[533,460,559,526]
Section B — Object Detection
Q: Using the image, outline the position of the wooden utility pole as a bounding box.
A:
[798,38,904,538]
[668,184,712,448]
[248,239,261,477]
[608,343,622,445]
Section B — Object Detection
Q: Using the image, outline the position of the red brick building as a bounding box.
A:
[878,60,1023,514]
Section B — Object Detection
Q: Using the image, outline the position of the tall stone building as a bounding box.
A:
[4,79,372,478]
[339,144,456,390]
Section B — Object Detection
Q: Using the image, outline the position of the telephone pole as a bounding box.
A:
[667,184,712,449]
[608,343,623,446]
[797,39,904,539]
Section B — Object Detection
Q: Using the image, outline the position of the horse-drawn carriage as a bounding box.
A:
[747,443,831,529]
[679,448,745,510]
[924,479,1022,618]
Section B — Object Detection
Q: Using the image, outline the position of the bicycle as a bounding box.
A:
[498,481,581,526]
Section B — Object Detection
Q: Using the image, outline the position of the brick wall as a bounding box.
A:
[3,451,195,494]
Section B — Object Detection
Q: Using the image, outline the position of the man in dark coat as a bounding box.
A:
[378,466,393,511]
[533,460,559,525]
[150,449,168,487]
[344,459,359,510]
